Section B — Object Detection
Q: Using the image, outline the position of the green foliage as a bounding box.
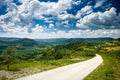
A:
[84,54,115,80]
[15,38,37,47]
[35,54,43,61]
[85,39,120,80]
[0,39,96,74]
[54,50,63,59]
[45,46,54,55]
[0,42,95,61]
[1,76,8,80]
[45,46,55,56]
[106,50,120,58]
[2,46,16,70]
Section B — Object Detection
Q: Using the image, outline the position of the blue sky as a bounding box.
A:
[0,0,120,39]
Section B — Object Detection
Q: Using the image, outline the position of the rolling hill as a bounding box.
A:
[35,38,114,44]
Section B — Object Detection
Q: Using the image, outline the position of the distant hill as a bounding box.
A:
[0,37,114,46]
[0,37,114,50]
[14,38,37,47]
[0,37,115,54]
[101,38,120,47]
[0,37,20,41]
[0,38,38,53]
[35,38,114,44]
[0,38,37,46]
[0,37,52,52]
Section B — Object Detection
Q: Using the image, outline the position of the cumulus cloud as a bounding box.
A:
[94,0,106,8]
[32,24,45,33]
[19,0,72,17]
[76,7,120,29]
[0,0,120,38]
[0,0,73,33]
[0,0,12,6]
[75,6,93,19]
[57,12,74,20]
[81,6,92,14]
[72,0,81,5]
[1,29,120,39]
[49,23,54,28]
[62,21,69,25]
[57,5,93,20]
[0,22,28,33]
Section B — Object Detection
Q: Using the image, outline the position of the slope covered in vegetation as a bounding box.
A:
[0,37,119,80]
[85,38,120,80]
[0,40,96,79]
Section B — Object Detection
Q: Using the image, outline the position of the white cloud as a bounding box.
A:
[75,11,82,19]
[81,6,92,13]
[0,0,120,39]
[76,7,120,29]
[1,29,120,39]
[0,0,12,6]
[57,5,93,20]
[58,12,74,20]
[62,21,69,25]
[75,6,93,19]
[12,27,28,33]
[32,24,45,33]
[94,0,106,8]
[49,23,54,28]
[0,0,73,33]
[0,22,28,33]
[45,19,54,23]
[19,0,72,17]
[61,21,70,27]
[72,0,81,5]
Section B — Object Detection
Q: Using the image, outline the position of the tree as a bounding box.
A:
[45,46,55,63]
[64,49,72,59]
[2,46,16,70]
[54,50,63,60]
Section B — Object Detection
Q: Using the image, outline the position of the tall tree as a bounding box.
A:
[45,46,55,63]
[2,46,16,70]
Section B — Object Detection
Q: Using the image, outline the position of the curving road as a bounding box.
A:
[16,54,103,80]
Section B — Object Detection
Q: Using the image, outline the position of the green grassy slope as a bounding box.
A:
[84,39,120,80]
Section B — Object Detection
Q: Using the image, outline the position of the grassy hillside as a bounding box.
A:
[0,37,118,80]
[84,39,120,80]
[0,38,50,55]
[0,40,96,79]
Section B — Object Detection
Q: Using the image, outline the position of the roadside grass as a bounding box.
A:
[84,53,115,80]
[84,50,120,80]
[0,56,92,71]
[1,76,7,80]
[0,56,92,79]
[113,58,120,80]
